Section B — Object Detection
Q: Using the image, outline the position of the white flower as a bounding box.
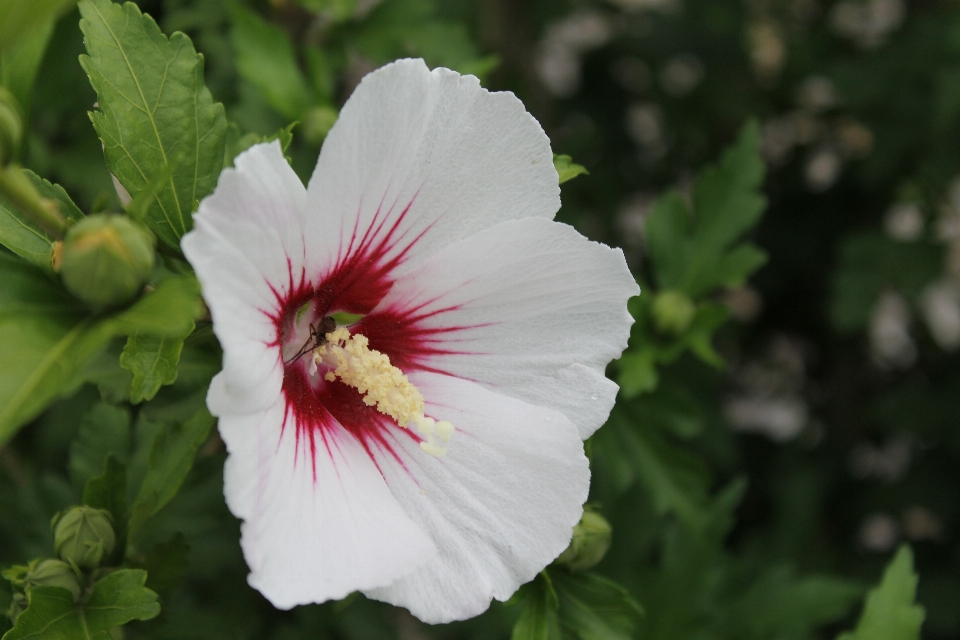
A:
[181,59,638,623]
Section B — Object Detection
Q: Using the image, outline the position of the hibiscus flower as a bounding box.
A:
[181,58,638,623]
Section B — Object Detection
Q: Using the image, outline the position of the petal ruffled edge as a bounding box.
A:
[364,372,590,623]
[302,59,561,280]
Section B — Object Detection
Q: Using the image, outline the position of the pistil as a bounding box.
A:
[311,327,454,457]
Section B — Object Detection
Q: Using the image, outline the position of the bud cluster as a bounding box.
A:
[2,559,82,624]
[2,507,118,625]
[52,506,117,569]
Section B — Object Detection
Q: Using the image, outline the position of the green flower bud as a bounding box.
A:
[302,106,339,145]
[59,214,156,310]
[556,508,612,572]
[0,88,23,166]
[52,506,116,570]
[23,559,81,602]
[652,289,697,335]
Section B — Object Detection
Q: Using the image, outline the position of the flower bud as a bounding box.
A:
[652,289,697,335]
[0,88,23,166]
[52,506,116,570]
[556,508,612,572]
[59,214,156,310]
[23,559,82,602]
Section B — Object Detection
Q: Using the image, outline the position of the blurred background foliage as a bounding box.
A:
[3,0,960,637]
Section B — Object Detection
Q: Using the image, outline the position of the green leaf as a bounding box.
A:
[0,0,76,53]
[121,326,193,404]
[735,567,862,639]
[0,261,198,447]
[512,573,562,640]
[224,122,297,168]
[554,154,589,184]
[1,570,159,640]
[293,0,356,21]
[83,455,129,560]
[690,120,766,254]
[610,407,714,533]
[79,0,227,248]
[837,545,925,640]
[617,348,659,398]
[143,533,189,594]
[229,7,314,120]
[0,254,109,447]
[128,406,216,539]
[553,572,643,640]
[69,401,130,491]
[0,170,83,270]
[645,121,767,298]
[1,19,54,115]
[82,340,133,404]
[682,303,730,368]
[711,243,769,290]
[108,275,201,338]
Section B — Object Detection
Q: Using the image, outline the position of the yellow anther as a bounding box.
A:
[312,327,455,457]
[313,327,425,426]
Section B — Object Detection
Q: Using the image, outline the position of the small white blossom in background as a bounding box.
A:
[724,336,809,442]
[805,146,842,192]
[760,75,873,182]
[760,117,797,165]
[830,0,905,48]
[858,512,902,552]
[746,20,786,81]
[884,202,924,241]
[724,397,809,442]
[835,118,874,159]
[849,435,911,482]
[937,177,960,277]
[869,291,916,369]
[182,59,638,623]
[616,192,656,266]
[626,102,668,160]
[796,76,838,113]
[659,53,704,96]
[921,279,960,350]
[536,11,613,97]
[610,56,653,94]
[721,287,763,323]
[902,505,944,542]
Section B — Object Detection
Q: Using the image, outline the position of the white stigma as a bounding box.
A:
[311,326,454,457]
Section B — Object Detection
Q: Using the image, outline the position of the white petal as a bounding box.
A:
[221,395,435,609]
[182,141,309,414]
[373,217,638,439]
[364,372,590,623]
[304,58,560,277]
